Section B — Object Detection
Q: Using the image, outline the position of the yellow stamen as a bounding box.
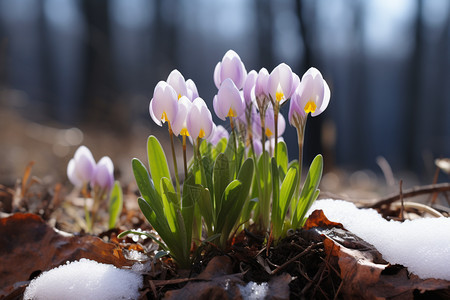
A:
[161,111,169,123]
[227,108,236,118]
[304,100,317,114]
[276,91,284,102]
[265,127,273,137]
[198,129,206,139]
[178,94,182,100]
[180,128,190,136]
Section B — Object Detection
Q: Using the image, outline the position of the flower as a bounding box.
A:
[252,138,263,156]
[255,68,269,102]
[172,96,192,136]
[187,97,213,140]
[207,125,229,146]
[289,67,330,125]
[299,67,330,117]
[268,63,294,105]
[213,78,245,121]
[149,81,178,126]
[264,104,286,138]
[67,146,96,187]
[243,70,257,107]
[288,90,306,127]
[91,156,114,192]
[166,69,188,99]
[291,72,300,96]
[186,79,199,101]
[214,50,247,89]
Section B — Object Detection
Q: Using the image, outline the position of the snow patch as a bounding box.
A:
[238,281,269,300]
[24,258,143,300]
[308,199,450,281]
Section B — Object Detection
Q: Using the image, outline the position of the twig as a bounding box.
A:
[428,165,440,205]
[369,183,450,209]
[271,242,322,275]
[399,180,404,221]
[301,263,326,296]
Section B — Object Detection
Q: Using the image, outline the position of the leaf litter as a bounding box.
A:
[1,167,450,299]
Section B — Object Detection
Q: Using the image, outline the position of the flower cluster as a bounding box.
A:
[67,145,122,231]
[67,145,114,194]
[128,50,330,267]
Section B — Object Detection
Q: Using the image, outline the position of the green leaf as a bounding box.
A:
[215,179,242,235]
[219,158,254,244]
[276,141,288,180]
[132,158,164,218]
[279,167,298,220]
[271,157,280,233]
[182,175,203,238]
[137,197,172,248]
[161,177,179,233]
[213,138,227,159]
[292,155,323,229]
[199,139,210,156]
[108,181,123,229]
[300,189,320,226]
[155,250,170,260]
[175,209,188,256]
[213,153,230,219]
[276,167,298,237]
[147,135,172,195]
[223,131,236,161]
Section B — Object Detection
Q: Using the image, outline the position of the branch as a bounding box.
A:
[369,183,450,209]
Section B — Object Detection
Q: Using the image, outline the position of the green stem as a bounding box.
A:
[259,109,267,153]
[229,117,239,176]
[274,102,279,160]
[182,134,188,178]
[81,184,92,233]
[294,116,307,199]
[168,124,181,200]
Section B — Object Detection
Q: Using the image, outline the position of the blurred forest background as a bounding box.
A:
[0,0,449,197]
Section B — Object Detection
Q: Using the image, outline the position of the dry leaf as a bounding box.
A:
[0,213,133,297]
[306,209,450,299]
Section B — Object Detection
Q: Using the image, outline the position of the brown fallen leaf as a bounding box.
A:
[306,209,450,299]
[0,213,134,297]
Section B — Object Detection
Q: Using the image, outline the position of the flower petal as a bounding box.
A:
[167,69,188,98]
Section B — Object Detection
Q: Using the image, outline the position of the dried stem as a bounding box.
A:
[369,183,450,209]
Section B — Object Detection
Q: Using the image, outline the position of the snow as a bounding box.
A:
[24,259,143,300]
[308,199,450,281]
[238,282,269,300]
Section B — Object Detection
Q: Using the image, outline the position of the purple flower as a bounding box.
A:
[298,67,330,117]
[264,104,286,138]
[243,70,257,107]
[91,156,114,192]
[187,97,214,140]
[172,96,192,136]
[213,78,245,121]
[214,50,247,90]
[207,125,229,146]
[291,73,300,96]
[255,68,269,99]
[288,89,306,126]
[167,69,188,99]
[290,67,330,123]
[67,146,96,187]
[186,79,199,101]
[268,63,294,105]
[149,81,178,126]
[252,138,263,156]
